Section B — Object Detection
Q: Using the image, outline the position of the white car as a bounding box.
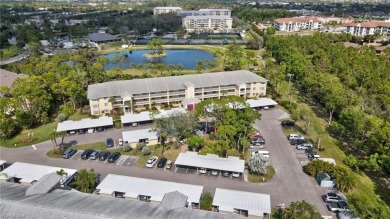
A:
[87,128,94,134]
[198,168,207,174]
[232,172,240,178]
[211,170,219,176]
[146,156,158,168]
[118,139,123,146]
[287,134,304,140]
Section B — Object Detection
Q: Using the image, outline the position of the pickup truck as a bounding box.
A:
[326,201,350,212]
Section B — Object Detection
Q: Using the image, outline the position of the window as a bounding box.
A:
[92,105,98,108]
[93,111,98,114]
[104,103,108,106]
[252,87,256,90]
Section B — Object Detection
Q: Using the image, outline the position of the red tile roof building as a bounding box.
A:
[344,21,390,36]
[273,17,322,32]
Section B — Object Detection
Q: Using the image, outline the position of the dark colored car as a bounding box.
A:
[157,157,167,168]
[62,148,77,159]
[281,120,295,127]
[305,147,314,153]
[290,138,308,146]
[99,151,111,161]
[90,151,102,160]
[81,149,94,160]
[108,152,121,163]
[106,138,114,148]
[252,138,266,145]
[78,129,86,134]
[222,171,230,177]
[308,152,320,160]
[96,127,104,132]
[326,201,349,212]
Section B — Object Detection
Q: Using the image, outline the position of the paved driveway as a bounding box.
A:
[0,109,331,216]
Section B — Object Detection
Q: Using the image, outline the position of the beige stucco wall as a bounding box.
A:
[90,98,113,115]
[249,82,267,97]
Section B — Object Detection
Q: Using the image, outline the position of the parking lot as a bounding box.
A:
[67,150,139,167]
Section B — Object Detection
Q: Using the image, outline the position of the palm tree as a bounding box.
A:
[168,64,174,74]
[56,169,68,176]
[177,64,184,73]
[155,63,166,75]
[196,60,203,73]
[49,131,58,151]
[71,168,96,193]
[130,62,136,70]
[58,131,67,147]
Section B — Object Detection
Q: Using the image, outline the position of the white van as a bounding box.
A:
[287,134,304,140]
[251,150,270,158]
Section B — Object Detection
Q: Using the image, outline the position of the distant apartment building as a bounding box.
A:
[343,21,390,36]
[87,70,268,115]
[179,8,232,32]
[274,17,322,32]
[153,7,182,15]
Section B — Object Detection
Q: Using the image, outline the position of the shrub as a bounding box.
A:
[114,120,121,129]
[59,103,76,117]
[142,146,151,155]
[136,143,146,150]
[279,100,297,112]
[209,133,216,140]
[57,113,67,122]
[343,155,359,171]
[123,143,131,152]
[303,160,335,176]
[249,154,270,175]
[200,192,213,210]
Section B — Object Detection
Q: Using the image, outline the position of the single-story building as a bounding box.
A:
[56,117,113,133]
[316,172,334,188]
[120,108,186,126]
[89,32,120,44]
[174,151,245,177]
[213,188,271,218]
[122,129,159,148]
[1,181,243,219]
[95,174,204,208]
[0,69,28,88]
[0,162,76,185]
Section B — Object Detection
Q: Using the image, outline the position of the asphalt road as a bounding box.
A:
[0,109,332,216]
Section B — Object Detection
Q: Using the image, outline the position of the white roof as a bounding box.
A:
[246,98,278,108]
[213,188,271,217]
[1,162,77,184]
[121,108,186,124]
[0,160,6,166]
[122,129,158,143]
[175,152,245,173]
[96,174,203,204]
[56,117,113,132]
[318,158,336,165]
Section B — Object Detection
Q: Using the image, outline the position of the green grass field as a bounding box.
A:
[0,45,20,60]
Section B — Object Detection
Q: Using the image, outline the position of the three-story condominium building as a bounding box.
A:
[87,70,268,115]
[274,17,322,32]
[343,21,390,36]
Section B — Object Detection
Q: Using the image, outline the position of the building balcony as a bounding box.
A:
[150,92,168,98]
[134,100,150,106]
[169,91,185,96]
[133,94,149,99]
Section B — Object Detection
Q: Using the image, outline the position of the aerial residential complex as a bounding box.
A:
[153,7,182,15]
[274,17,322,32]
[87,70,268,115]
[343,21,390,36]
[181,9,232,32]
[153,7,232,32]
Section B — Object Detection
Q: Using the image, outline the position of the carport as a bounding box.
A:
[121,108,186,127]
[174,151,245,178]
[56,117,113,133]
[246,98,278,109]
[122,129,159,148]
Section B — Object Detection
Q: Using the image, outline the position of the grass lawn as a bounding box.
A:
[46,142,182,168]
[0,45,21,60]
[2,122,58,148]
[68,109,90,120]
[247,166,275,183]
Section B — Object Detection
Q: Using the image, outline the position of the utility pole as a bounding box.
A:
[287,73,294,106]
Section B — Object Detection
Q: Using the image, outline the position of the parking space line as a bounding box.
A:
[70,150,82,159]
[116,155,129,166]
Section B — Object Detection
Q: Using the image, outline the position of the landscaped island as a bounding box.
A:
[144,38,166,58]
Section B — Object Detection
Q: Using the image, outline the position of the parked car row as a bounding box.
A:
[67,127,105,135]
[62,148,121,163]
[288,133,321,161]
[145,156,173,169]
[198,168,240,178]
[322,192,350,213]
[250,132,266,149]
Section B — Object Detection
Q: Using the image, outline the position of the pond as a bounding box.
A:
[103,49,215,70]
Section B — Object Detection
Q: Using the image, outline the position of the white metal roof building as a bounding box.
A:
[213,188,271,218]
[96,174,203,205]
[56,116,113,132]
[122,129,158,144]
[0,162,76,184]
[120,108,186,125]
[175,152,245,173]
[246,98,278,108]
